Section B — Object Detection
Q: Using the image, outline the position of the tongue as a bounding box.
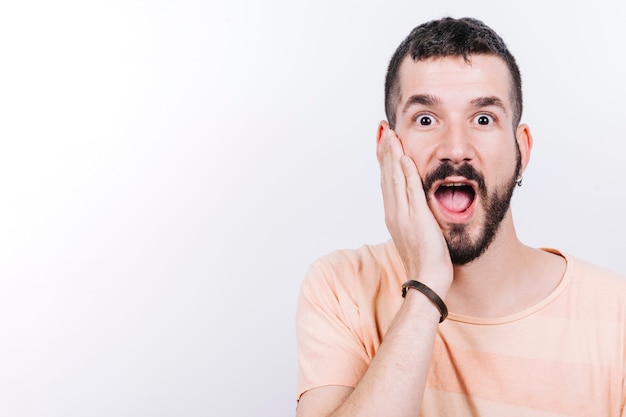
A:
[436,187,473,213]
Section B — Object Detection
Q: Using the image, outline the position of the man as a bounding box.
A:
[295,17,626,417]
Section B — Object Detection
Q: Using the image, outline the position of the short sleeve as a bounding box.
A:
[295,258,371,400]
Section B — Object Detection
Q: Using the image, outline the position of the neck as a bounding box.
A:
[445,212,565,318]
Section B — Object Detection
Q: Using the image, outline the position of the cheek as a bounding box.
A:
[399,139,437,175]
[488,152,520,185]
[403,148,431,180]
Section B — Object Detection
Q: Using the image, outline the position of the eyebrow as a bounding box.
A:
[401,94,509,115]
[401,94,441,114]
[471,96,508,115]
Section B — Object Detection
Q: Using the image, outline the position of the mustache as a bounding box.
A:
[422,162,487,195]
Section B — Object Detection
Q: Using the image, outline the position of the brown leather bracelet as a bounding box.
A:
[402,280,448,323]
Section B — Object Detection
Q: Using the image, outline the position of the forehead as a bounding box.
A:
[397,54,514,110]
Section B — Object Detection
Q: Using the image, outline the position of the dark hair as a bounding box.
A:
[384,17,522,129]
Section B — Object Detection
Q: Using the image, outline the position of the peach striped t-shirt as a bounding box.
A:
[296,240,626,416]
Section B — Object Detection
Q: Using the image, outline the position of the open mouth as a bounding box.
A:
[434,182,476,214]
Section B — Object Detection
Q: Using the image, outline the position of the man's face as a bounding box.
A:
[392,54,524,265]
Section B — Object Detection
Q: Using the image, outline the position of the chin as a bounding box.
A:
[446,215,504,265]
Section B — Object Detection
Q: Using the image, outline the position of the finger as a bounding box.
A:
[379,134,401,216]
[400,155,428,208]
[377,128,402,167]
[380,130,408,217]
[385,130,408,193]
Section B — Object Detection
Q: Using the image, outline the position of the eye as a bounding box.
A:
[416,115,436,126]
[473,114,495,126]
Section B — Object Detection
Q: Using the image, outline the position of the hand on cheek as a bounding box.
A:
[377,127,453,293]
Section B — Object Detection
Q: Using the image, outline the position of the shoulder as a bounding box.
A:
[562,253,626,312]
[299,240,405,307]
[567,254,626,288]
[303,240,402,285]
[543,248,626,289]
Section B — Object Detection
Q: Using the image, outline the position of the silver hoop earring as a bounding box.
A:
[515,176,523,187]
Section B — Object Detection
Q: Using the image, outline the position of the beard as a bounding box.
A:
[423,147,522,265]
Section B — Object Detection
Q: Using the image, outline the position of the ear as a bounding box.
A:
[376,120,390,142]
[515,123,533,175]
[376,120,390,163]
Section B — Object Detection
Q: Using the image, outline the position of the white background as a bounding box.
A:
[1,1,625,416]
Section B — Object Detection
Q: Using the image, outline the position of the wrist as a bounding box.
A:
[402,280,448,323]
[405,270,452,298]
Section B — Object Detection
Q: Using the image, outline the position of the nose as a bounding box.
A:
[435,122,475,164]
